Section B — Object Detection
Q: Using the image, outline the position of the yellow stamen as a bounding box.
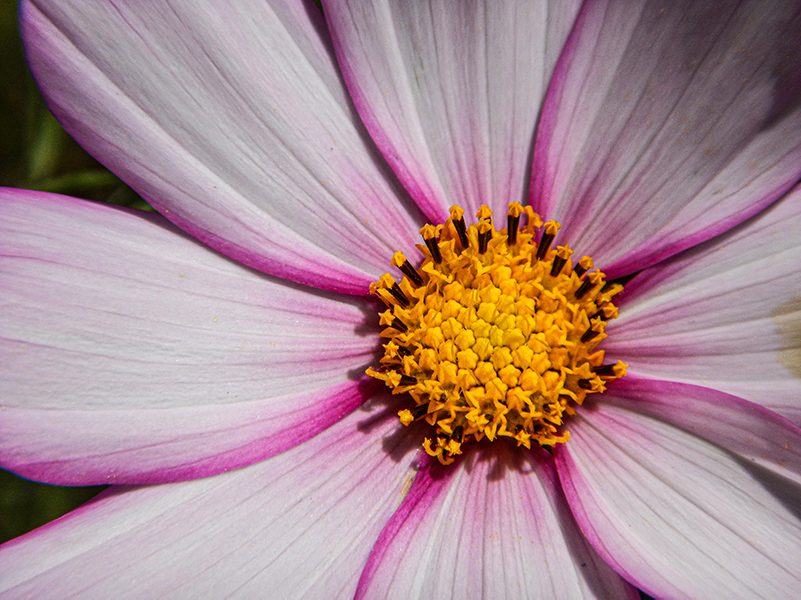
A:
[368,203,625,464]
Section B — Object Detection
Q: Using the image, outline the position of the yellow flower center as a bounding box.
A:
[367,203,626,464]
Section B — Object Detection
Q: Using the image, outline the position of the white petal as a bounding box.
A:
[0,402,422,599]
[325,0,581,219]
[22,0,423,294]
[533,0,801,276]
[608,185,801,424]
[357,449,635,599]
[0,189,375,484]
[556,381,801,598]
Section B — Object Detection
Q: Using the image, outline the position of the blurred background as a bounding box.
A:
[0,3,150,543]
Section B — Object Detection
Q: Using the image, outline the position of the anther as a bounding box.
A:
[411,403,428,419]
[392,251,424,286]
[580,329,598,344]
[476,205,493,222]
[581,319,605,343]
[573,256,594,278]
[374,292,392,307]
[420,224,443,264]
[578,379,594,390]
[478,224,492,254]
[536,221,560,261]
[425,238,442,263]
[598,283,624,303]
[590,309,606,321]
[451,425,464,443]
[389,283,409,307]
[390,317,407,333]
[476,206,493,254]
[581,326,601,344]
[449,205,469,249]
[575,272,604,300]
[398,374,417,387]
[371,275,391,305]
[594,363,621,377]
[574,277,594,299]
[507,202,523,245]
[550,246,574,277]
[590,304,618,321]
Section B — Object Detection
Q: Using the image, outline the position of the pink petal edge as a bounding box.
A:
[0,402,422,598]
[0,188,377,484]
[531,0,801,278]
[555,375,801,597]
[21,0,424,295]
[357,448,636,599]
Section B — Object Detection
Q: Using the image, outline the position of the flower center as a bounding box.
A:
[367,203,626,464]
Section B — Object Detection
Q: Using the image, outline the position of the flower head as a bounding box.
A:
[2,1,801,598]
[367,203,626,463]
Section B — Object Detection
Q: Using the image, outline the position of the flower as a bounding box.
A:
[2,0,801,597]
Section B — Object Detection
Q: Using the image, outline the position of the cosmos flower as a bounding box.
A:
[2,0,801,597]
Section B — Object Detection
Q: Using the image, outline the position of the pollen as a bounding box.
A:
[367,203,626,465]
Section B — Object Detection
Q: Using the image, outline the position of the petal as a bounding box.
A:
[532,0,801,277]
[325,0,581,220]
[607,185,801,424]
[357,449,635,599]
[0,189,376,485]
[21,0,423,295]
[556,379,801,598]
[0,403,422,598]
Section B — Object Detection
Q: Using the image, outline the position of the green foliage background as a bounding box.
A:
[0,3,149,543]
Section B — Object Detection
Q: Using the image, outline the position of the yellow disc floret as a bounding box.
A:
[367,203,626,464]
